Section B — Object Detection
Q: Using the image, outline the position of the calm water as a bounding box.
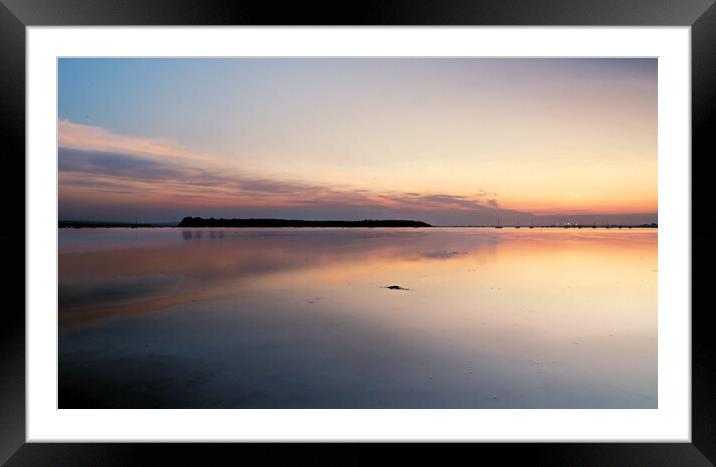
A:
[58,228,657,408]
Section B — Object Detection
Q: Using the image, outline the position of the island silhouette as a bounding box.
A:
[177,217,432,228]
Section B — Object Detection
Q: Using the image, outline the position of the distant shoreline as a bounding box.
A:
[59,218,657,229]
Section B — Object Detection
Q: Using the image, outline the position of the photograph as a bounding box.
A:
[57,57,658,409]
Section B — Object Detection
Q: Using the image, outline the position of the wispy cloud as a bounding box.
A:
[58,121,510,222]
[59,147,381,208]
[377,192,498,212]
[59,120,217,164]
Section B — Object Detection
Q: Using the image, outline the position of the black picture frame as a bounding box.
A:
[1,0,713,464]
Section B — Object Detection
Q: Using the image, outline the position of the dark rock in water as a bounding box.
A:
[384,285,409,291]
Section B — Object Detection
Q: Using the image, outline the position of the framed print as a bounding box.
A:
[2,0,714,464]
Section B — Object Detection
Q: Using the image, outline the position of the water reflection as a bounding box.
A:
[59,228,657,408]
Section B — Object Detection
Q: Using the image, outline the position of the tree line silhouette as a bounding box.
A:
[177,217,432,228]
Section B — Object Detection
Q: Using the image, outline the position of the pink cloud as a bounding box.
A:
[58,120,217,164]
[58,121,505,218]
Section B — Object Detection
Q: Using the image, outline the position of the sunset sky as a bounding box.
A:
[58,58,657,225]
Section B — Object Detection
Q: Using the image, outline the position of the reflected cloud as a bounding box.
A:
[58,228,657,335]
[59,229,502,332]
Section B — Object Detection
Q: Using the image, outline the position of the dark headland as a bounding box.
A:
[177,217,432,228]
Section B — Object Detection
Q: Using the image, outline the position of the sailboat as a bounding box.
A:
[495,216,503,229]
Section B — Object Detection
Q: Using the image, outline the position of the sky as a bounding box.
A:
[58,58,657,225]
